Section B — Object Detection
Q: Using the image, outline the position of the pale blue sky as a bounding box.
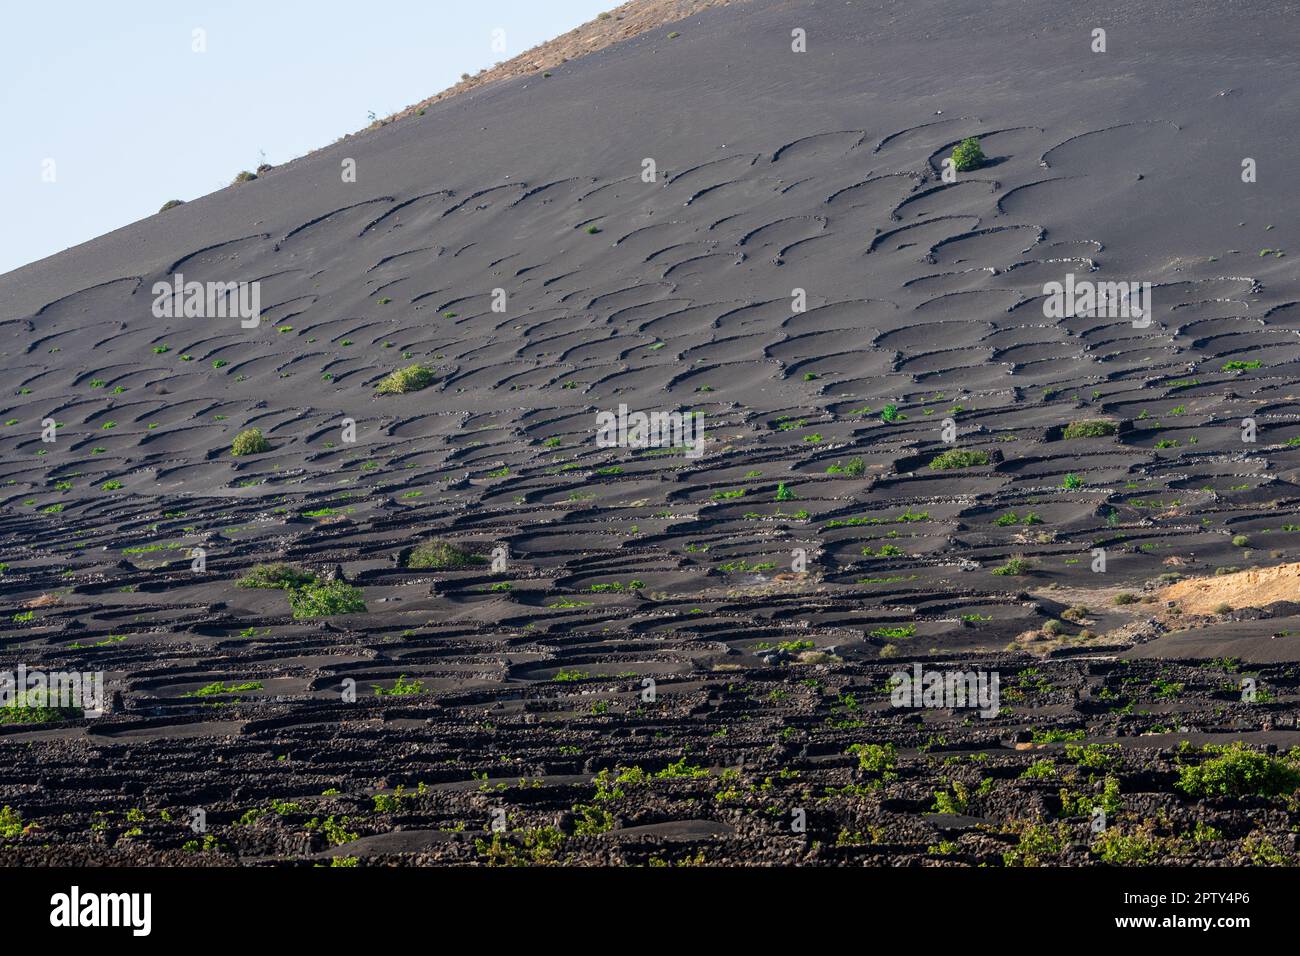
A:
[0,0,613,276]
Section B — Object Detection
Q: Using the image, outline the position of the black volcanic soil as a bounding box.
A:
[3,0,1300,866]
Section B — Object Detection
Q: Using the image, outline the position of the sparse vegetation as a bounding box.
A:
[1176,742,1300,799]
[231,428,271,456]
[929,449,990,470]
[992,557,1032,576]
[1063,420,1118,439]
[238,563,316,590]
[288,580,367,618]
[376,365,435,395]
[373,675,424,697]
[0,806,25,839]
[951,137,985,172]
[826,456,866,476]
[406,539,481,570]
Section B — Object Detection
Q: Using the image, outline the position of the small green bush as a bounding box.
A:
[232,170,257,184]
[159,199,185,212]
[951,137,985,172]
[407,539,480,570]
[0,806,24,839]
[992,557,1031,576]
[929,449,990,470]
[376,365,435,395]
[231,428,270,456]
[1002,821,1068,867]
[0,690,79,725]
[1063,420,1118,440]
[288,580,366,618]
[238,563,316,590]
[1176,742,1300,799]
[847,742,897,775]
[1090,826,1165,865]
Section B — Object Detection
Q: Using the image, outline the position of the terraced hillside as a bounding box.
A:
[3,0,1300,866]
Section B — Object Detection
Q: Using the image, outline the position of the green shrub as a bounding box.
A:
[232,170,257,184]
[288,580,366,618]
[1176,742,1300,799]
[159,199,185,212]
[407,539,480,570]
[1059,776,1122,817]
[1231,534,1250,547]
[1063,420,1118,440]
[1002,821,1068,867]
[184,680,262,698]
[992,557,1031,576]
[238,563,316,590]
[0,690,80,725]
[231,428,270,456]
[376,365,435,395]
[1090,825,1166,865]
[847,742,897,776]
[0,806,24,839]
[374,675,424,697]
[951,137,985,172]
[929,449,990,470]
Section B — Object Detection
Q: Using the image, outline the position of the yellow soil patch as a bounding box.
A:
[1162,563,1300,615]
